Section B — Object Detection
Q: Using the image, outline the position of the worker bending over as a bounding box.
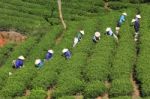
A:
[73,30,84,47]
[92,32,101,43]
[106,27,118,42]
[62,48,71,59]
[12,55,25,69]
[116,12,127,35]
[35,59,44,68]
[45,49,54,60]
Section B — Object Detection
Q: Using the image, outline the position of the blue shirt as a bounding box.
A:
[119,15,125,23]
[45,52,53,60]
[64,51,71,59]
[134,20,140,32]
[15,59,24,68]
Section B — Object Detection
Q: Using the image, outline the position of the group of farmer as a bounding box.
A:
[12,48,72,69]
[12,12,141,70]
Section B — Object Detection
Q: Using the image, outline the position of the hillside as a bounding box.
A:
[0,0,150,99]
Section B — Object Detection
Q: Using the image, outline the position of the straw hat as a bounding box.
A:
[95,32,101,37]
[122,12,127,16]
[35,59,41,65]
[18,55,25,60]
[48,50,54,54]
[106,27,111,32]
[131,19,136,23]
[62,48,68,53]
[80,30,84,35]
[136,15,141,19]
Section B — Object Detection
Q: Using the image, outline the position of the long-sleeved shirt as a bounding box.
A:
[76,32,83,41]
[45,52,53,60]
[134,20,140,32]
[119,15,125,24]
[15,59,24,68]
[64,51,71,59]
[35,61,44,68]
[92,36,100,43]
[107,30,113,36]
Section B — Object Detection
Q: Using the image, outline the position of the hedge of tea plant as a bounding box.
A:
[109,9,136,97]
[0,26,62,97]
[0,37,38,90]
[136,5,150,97]
[83,11,119,98]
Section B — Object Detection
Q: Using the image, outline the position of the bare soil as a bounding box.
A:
[47,88,53,99]
[131,74,140,99]
[0,31,27,46]
[55,32,64,45]
[24,89,30,96]
[96,81,110,99]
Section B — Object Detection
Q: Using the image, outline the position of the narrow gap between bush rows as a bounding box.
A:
[132,33,141,98]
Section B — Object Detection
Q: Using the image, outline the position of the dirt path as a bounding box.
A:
[131,69,140,99]
[47,88,53,99]
[24,89,30,96]
[55,32,64,45]
[96,81,110,99]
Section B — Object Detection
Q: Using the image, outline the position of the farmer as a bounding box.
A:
[73,30,84,47]
[92,32,101,43]
[35,59,44,68]
[106,27,118,42]
[45,49,54,60]
[62,48,71,59]
[12,55,25,69]
[131,15,141,41]
[115,12,127,35]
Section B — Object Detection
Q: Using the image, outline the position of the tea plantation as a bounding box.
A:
[0,0,150,99]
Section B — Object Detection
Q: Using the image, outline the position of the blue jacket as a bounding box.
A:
[119,15,125,24]
[15,59,24,68]
[134,20,140,32]
[45,52,53,60]
[64,51,71,59]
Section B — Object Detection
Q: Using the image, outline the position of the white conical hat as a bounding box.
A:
[80,30,84,35]
[122,12,127,16]
[106,27,111,32]
[131,19,136,23]
[95,32,101,37]
[18,55,25,60]
[35,59,41,65]
[136,15,141,19]
[48,50,54,53]
[62,48,68,53]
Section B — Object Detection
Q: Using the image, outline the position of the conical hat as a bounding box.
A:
[106,27,111,32]
[136,15,141,19]
[62,48,68,53]
[18,55,25,60]
[122,12,127,16]
[35,59,41,65]
[48,50,54,53]
[80,30,84,35]
[95,32,100,37]
[131,19,136,23]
